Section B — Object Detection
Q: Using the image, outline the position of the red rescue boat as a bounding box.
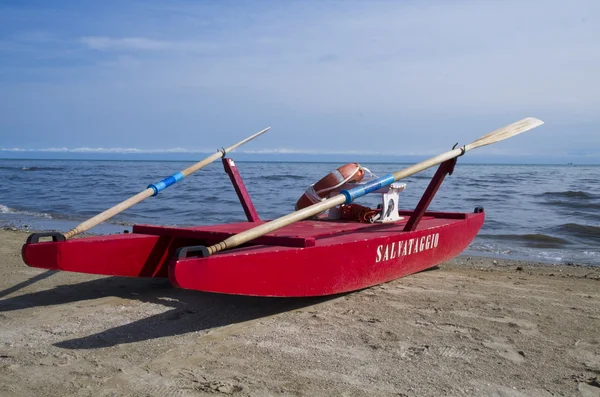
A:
[22,158,482,297]
[21,118,544,297]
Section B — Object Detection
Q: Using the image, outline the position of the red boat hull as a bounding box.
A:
[21,210,484,297]
[170,212,483,296]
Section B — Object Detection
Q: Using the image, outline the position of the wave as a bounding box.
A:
[479,219,512,229]
[464,197,503,203]
[479,233,570,248]
[0,204,53,219]
[463,181,498,188]
[539,190,598,200]
[22,166,64,171]
[260,174,310,182]
[567,211,600,223]
[540,200,600,211]
[409,174,434,181]
[0,203,145,226]
[0,166,64,172]
[556,223,600,243]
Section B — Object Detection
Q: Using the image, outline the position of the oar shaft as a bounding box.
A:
[64,189,154,239]
[147,151,224,196]
[64,127,270,239]
[208,149,465,254]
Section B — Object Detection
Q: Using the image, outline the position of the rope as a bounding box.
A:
[340,204,379,223]
[303,184,323,205]
[360,166,377,179]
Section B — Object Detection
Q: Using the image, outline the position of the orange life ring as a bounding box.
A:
[295,163,365,210]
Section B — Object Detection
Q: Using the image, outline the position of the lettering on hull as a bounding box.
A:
[375,233,440,263]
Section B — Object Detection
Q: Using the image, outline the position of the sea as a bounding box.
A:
[1,159,599,266]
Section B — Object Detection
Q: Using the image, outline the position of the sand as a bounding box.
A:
[1,229,599,396]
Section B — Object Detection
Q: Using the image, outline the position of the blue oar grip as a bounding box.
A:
[148,171,185,196]
[340,174,395,204]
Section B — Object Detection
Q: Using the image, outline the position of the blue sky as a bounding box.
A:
[0,1,598,163]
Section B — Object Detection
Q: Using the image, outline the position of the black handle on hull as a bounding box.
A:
[175,245,210,260]
[26,232,66,244]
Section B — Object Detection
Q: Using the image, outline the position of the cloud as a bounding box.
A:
[0,147,70,153]
[80,36,172,51]
[79,36,215,53]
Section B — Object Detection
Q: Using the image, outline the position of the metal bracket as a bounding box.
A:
[376,183,406,223]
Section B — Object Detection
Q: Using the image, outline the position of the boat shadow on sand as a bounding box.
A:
[0,271,337,350]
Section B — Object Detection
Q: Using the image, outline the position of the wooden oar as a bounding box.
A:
[64,127,271,239]
[202,117,543,256]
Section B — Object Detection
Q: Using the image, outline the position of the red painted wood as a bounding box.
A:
[169,212,484,296]
[22,210,483,293]
[222,158,260,222]
[21,234,175,277]
[133,224,316,248]
[404,159,457,232]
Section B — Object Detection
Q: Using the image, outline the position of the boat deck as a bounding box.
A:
[132,211,471,249]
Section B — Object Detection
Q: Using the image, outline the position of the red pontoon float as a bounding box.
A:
[21,118,543,297]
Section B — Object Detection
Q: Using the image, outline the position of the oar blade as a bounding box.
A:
[467,117,544,151]
[225,127,271,153]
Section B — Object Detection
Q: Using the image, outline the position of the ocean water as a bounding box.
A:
[1,159,599,266]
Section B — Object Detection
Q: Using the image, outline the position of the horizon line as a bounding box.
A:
[1,146,596,159]
[0,156,595,166]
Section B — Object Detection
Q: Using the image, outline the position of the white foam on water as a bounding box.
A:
[0,204,52,219]
[0,204,14,214]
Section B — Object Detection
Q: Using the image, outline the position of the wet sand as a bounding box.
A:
[1,229,599,396]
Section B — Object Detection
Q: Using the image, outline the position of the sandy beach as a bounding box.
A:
[1,229,599,396]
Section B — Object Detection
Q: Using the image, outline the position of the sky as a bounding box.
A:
[0,0,598,163]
